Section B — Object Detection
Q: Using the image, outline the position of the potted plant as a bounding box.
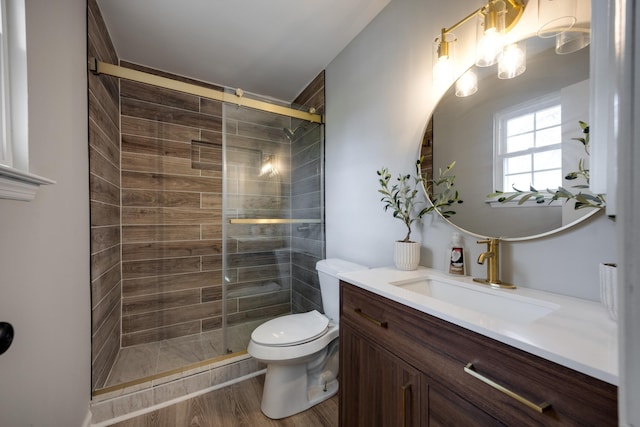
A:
[377,158,462,270]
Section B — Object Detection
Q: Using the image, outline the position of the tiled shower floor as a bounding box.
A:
[104,320,264,388]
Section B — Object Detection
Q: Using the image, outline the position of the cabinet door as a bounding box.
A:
[340,321,420,427]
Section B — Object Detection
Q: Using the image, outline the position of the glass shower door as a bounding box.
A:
[222,101,325,354]
[222,103,295,354]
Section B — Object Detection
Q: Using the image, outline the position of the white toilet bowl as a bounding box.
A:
[247,258,368,419]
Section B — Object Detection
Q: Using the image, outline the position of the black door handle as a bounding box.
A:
[0,322,14,355]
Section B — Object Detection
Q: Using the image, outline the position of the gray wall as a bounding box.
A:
[325,0,616,301]
[0,0,91,426]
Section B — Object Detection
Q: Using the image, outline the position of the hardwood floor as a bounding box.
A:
[110,375,338,427]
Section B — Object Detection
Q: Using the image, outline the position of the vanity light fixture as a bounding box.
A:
[537,0,590,54]
[554,28,590,54]
[433,0,526,96]
[455,68,478,97]
[475,0,507,67]
[432,30,456,88]
[498,41,526,79]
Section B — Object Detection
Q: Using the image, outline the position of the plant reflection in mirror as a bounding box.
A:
[378,157,463,243]
[488,121,605,210]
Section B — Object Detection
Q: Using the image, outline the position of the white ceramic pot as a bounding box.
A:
[394,241,421,271]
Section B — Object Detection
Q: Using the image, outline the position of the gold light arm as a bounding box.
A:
[443,5,487,35]
[440,0,526,38]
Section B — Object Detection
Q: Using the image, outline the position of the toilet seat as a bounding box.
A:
[251,310,329,347]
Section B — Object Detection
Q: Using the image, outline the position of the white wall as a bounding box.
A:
[0,0,91,426]
[325,0,616,301]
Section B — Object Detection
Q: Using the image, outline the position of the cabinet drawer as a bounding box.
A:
[340,281,617,426]
[425,377,508,427]
[341,280,435,364]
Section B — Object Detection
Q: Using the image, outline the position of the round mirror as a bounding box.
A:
[421,35,601,240]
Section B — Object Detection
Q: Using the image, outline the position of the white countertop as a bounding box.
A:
[338,266,618,385]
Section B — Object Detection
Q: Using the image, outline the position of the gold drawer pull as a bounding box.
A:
[354,308,388,328]
[464,363,552,414]
[401,383,411,427]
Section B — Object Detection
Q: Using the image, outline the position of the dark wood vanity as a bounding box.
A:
[339,281,618,426]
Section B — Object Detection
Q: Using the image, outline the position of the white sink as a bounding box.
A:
[390,275,559,324]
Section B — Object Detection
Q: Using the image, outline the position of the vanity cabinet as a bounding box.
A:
[339,281,618,427]
[341,325,421,426]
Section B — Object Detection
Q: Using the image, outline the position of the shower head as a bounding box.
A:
[283,123,310,141]
[283,127,296,140]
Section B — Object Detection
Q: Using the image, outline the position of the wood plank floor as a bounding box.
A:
[111,375,338,427]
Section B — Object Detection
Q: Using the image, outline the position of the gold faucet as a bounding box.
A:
[473,238,516,289]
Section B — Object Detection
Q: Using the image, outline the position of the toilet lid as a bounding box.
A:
[251,310,330,346]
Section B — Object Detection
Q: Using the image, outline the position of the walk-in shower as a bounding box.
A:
[88,58,325,396]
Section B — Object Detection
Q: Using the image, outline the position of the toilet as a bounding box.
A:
[247,258,368,419]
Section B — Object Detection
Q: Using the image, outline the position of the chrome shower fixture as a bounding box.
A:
[283,127,296,140]
[283,124,308,141]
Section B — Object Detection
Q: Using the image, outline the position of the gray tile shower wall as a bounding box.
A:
[223,105,294,333]
[88,0,122,391]
[291,72,326,314]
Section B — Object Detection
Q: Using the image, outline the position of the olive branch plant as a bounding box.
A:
[377,158,463,243]
[488,121,605,210]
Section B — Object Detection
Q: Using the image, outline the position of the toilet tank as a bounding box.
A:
[316,258,368,323]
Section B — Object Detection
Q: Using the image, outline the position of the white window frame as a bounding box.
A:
[0,0,54,201]
[0,0,11,167]
[490,93,562,207]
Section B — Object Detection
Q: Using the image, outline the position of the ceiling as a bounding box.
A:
[96,0,391,102]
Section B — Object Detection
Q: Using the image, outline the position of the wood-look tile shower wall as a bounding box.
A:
[118,64,295,348]
[118,72,225,347]
[88,0,121,390]
[223,107,293,330]
[89,0,325,387]
[291,72,326,314]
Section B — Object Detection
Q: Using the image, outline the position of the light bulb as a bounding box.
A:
[432,32,456,89]
[455,69,478,97]
[498,42,526,79]
[476,29,503,66]
[476,0,506,67]
[433,55,454,88]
